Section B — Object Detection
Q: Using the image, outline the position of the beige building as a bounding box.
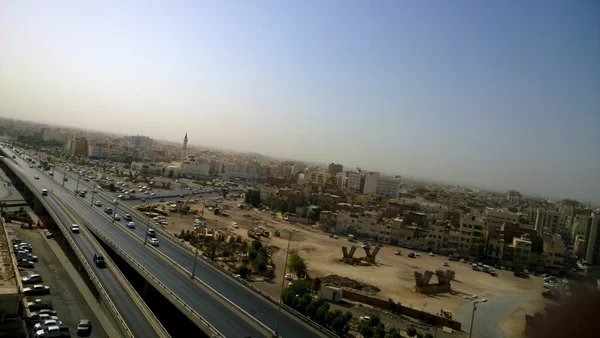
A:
[574,235,586,257]
[42,128,70,144]
[456,213,488,257]
[346,171,363,193]
[484,208,520,230]
[542,234,565,272]
[68,135,89,157]
[486,235,505,262]
[535,209,563,234]
[512,235,532,268]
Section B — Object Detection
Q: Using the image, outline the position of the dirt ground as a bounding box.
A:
[153,198,546,318]
[499,300,545,337]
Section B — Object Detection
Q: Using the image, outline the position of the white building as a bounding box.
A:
[346,171,363,193]
[484,208,520,230]
[88,142,104,158]
[535,209,564,234]
[375,176,401,198]
[362,172,379,195]
[584,212,600,265]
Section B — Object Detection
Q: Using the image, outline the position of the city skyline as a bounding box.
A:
[1,1,599,203]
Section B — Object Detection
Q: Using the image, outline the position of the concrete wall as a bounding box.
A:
[341,288,461,331]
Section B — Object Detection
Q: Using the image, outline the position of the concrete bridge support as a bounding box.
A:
[33,198,45,214]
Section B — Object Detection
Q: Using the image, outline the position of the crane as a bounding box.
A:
[179,191,195,213]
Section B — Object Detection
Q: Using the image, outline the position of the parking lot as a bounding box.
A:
[8,213,103,338]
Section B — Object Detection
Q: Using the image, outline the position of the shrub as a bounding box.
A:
[238,265,250,278]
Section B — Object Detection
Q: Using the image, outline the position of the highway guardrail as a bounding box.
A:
[52,194,171,338]
[54,191,225,338]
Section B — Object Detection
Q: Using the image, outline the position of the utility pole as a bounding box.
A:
[275,230,293,337]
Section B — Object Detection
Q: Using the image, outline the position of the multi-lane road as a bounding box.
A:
[0,157,163,338]
[2,147,328,338]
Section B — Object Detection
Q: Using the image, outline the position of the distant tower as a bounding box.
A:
[180,133,188,170]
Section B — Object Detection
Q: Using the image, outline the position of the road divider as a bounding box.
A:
[53,190,225,338]
[52,194,171,338]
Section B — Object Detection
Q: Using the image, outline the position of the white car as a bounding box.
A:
[232,222,239,228]
[284,273,292,280]
[94,200,102,207]
[33,319,62,331]
[23,285,51,295]
[22,274,43,284]
[126,222,136,228]
[429,252,435,257]
[148,238,159,246]
[70,224,80,233]
[114,214,121,221]
[34,175,39,179]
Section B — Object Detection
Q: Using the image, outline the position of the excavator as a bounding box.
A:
[179,191,195,214]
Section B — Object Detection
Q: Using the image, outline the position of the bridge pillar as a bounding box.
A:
[33,198,44,214]
[142,279,149,299]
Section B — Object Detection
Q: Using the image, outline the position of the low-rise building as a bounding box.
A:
[375,176,401,198]
[511,235,532,269]
[542,234,565,273]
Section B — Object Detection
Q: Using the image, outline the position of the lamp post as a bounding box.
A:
[90,190,96,207]
[113,200,119,222]
[75,174,81,194]
[469,298,487,338]
[275,230,293,337]
[143,196,153,245]
[191,222,205,279]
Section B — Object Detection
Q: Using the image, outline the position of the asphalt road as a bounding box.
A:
[54,166,324,338]
[3,149,324,338]
[0,157,161,338]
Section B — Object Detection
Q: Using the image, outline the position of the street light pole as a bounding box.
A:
[90,191,96,207]
[75,174,80,194]
[275,231,293,337]
[144,198,152,245]
[191,223,204,279]
[469,299,487,338]
[113,200,118,222]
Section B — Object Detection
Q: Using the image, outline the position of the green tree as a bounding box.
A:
[312,277,322,292]
[256,258,267,272]
[276,199,288,213]
[289,252,307,274]
[360,325,374,338]
[374,322,386,338]
[252,240,263,251]
[385,328,402,338]
[332,317,346,336]
[316,303,330,324]
[407,326,417,337]
[237,265,250,278]
[368,315,381,328]
[248,249,258,260]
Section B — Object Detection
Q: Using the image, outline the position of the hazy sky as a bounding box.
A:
[1,1,599,202]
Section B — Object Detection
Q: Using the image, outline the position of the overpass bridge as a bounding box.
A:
[0,157,170,338]
[1,147,335,338]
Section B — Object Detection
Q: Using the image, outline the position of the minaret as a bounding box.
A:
[180,133,188,170]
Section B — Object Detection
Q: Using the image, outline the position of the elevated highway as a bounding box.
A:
[2,147,333,338]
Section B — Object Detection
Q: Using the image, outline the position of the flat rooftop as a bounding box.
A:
[0,218,19,295]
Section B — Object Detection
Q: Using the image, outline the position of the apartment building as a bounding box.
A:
[130,135,153,149]
[486,234,505,262]
[68,136,89,157]
[334,172,347,189]
[570,213,590,240]
[334,211,386,240]
[88,142,104,159]
[535,209,563,234]
[511,235,533,269]
[456,213,488,257]
[328,163,343,175]
[362,172,379,195]
[542,234,565,273]
[42,128,70,144]
[347,171,364,193]
[375,176,401,198]
[390,219,429,249]
[484,208,520,230]
[583,212,600,264]
[427,221,451,252]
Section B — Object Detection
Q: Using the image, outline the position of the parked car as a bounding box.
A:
[28,299,53,311]
[77,319,93,337]
[34,319,63,331]
[18,258,35,268]
[34,325,70,338]
[30,309,58,320]
[22,274,43,284]
[394,250,401,255]
[24,285,51,295]
[443,262,449,267]
[429,252,435,257]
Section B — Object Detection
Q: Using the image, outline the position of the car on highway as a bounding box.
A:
[93,253,106,268]
[22,274,43,284]
[77,319,93,337]
[70,224,80,233]
[34,319,63,331]
[113,214,121,221]
[94,200,102,207]
[63,177,68,182]
[124,214,132,221]
[126,222,136,229]
[148,238,160,246]
[146,229,156,237]
[104,207,113,214]
[34,175,39,179]
[78,191,86,197]
[23,285,51,295]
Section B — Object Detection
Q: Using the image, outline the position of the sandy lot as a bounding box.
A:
[154,198,546,317]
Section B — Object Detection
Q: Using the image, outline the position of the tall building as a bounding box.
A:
[68,135,89,157]
[362,172,380,195]
[535,209,563,234]
[505,189,521,203]
[328,163,343,175]
[583,212,600,264]
[130,135,153,149]
[180,133,187,170]
[42,128,70,144]
[375,176,401,198]
[346,171,364,193]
